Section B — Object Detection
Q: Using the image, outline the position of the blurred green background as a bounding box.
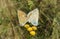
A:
[0,0,60,39]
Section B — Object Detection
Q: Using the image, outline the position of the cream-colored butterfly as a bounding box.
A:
[18,8,39,26]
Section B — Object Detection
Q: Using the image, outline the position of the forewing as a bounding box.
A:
[27,8,39,26]
[18,10,27,26]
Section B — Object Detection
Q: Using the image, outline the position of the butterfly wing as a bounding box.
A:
[27,8,39,26]
[18,10,27,26]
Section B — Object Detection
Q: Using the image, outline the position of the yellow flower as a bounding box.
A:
[24,24,30,28]
[32,26,37,30]
[27,27,33,31]
[30,31,36,36]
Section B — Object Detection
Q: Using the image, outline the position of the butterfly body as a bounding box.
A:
[18,8,39,26]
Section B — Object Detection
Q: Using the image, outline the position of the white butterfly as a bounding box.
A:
[18,8,39,26]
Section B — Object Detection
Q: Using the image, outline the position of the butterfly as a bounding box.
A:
[18,8,39,26]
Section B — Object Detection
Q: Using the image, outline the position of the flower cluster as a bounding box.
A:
[24,24,37,36]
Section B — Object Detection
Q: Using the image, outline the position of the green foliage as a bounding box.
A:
[0,0,60,39]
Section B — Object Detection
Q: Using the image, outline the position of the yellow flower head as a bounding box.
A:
[27,27,33,31]
[30,31,36,36]
[32,26,37,30]
[24,24,30,28]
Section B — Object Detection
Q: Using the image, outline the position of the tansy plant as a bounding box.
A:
[24,24,37,36]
